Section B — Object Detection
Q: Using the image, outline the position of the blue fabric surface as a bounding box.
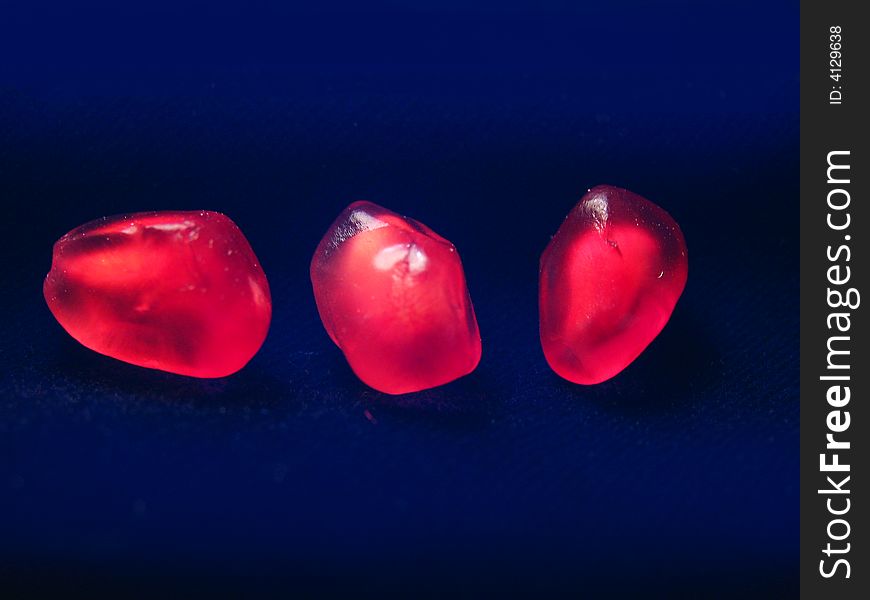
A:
[0,1,798,595]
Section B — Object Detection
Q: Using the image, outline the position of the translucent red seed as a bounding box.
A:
[539,185,688,384]
[44,211,272,378]
[310,201,481,394]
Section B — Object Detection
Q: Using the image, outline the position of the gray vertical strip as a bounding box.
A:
[801,1,867,597]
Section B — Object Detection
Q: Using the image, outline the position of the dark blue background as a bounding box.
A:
[1,1,798,595]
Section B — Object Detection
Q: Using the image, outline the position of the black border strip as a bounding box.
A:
[800,1,867,597]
